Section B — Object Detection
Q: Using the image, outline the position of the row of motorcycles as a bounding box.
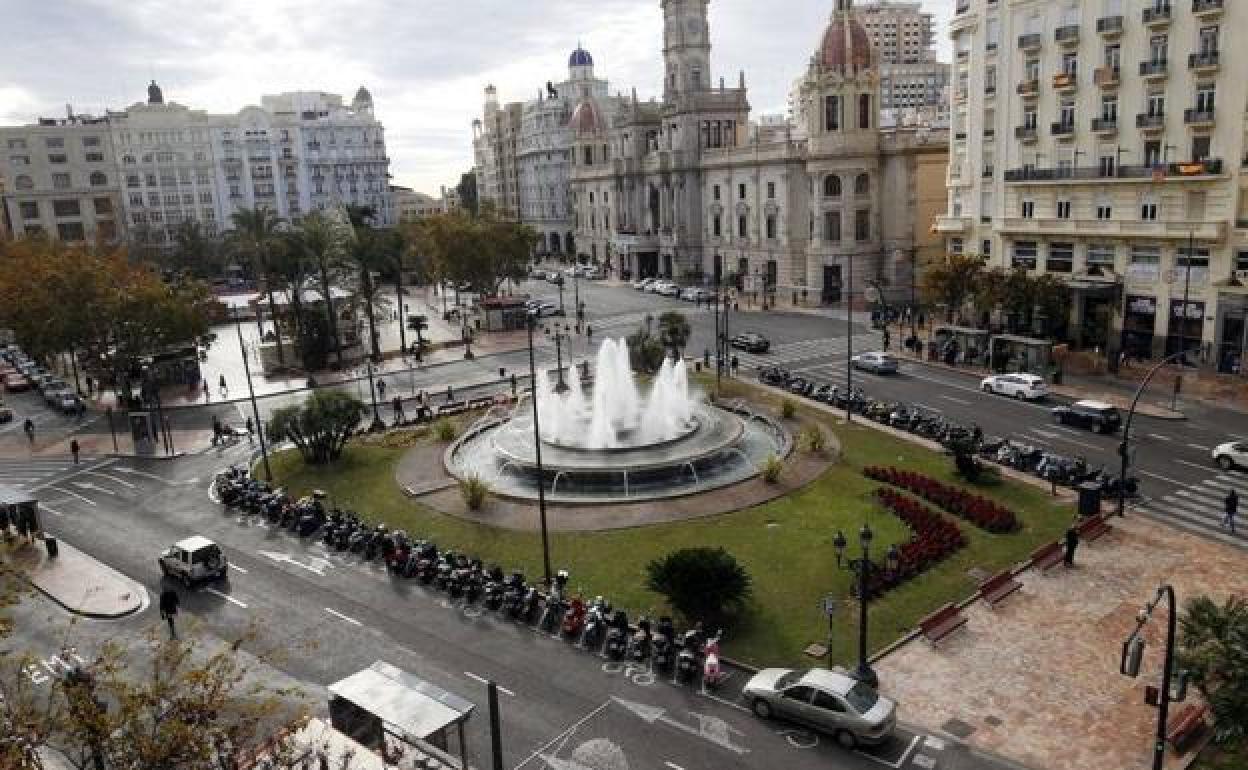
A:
[759,365,1140,499]
[213,467,728,688]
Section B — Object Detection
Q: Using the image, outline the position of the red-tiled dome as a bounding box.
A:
[820,17,873,73]
[569,99,605,136]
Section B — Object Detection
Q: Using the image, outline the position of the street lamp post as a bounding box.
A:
[845,252,855,423]
[365,360,385,432]
[552,327,569,394]
[526,312,553,588]
[558,278,566,317]
[832,525,898,689]
[574,269,582,331]
[233,306,272,481]
[1117,349,1191,516]
[1120,584,1184,770]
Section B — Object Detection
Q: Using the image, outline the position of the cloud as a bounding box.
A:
[0,0,952,196]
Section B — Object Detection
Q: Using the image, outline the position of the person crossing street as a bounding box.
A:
[159,588,180,639]
[1224,488,1239,535]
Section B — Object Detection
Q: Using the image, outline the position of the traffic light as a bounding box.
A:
[1121,636,1145,677]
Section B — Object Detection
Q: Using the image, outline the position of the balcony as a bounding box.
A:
[1055,25,1080,45]
[1188,50,1220,73]
[1016,79,1040,97]
[1142,4,1172,26]
[1139,59,1168,80]
[934,215,970,234]
[955,1,970,12]
[1053,72,1077,92]
[1018,33,1042,52]
[1094,66,1121,88]
[1051,121,1076,138]
[1136,112,1166,132]
[1092,117,1119,136]
[1015,125,1039,143]
[1184,108,1216,127]
[1002,158,1223,183]
[1096,15,1124,37]
[1001,217,1223,241]
[1193,0,1223,18]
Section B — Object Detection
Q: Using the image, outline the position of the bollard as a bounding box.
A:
[45,536,58,559]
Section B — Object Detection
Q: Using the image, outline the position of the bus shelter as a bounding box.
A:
[0,485,39,540]
[328,661,475,769]
[929,325,991,367]
[989,334,1054,376]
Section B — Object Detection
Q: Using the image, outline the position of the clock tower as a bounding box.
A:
[661,0,711,99]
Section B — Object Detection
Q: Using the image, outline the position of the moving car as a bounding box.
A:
[657,283,682,297]
[1051,400,1122,433]
[55,392,84,414]
[851,352,899,374]
[980,373,1048,401]
[744,667,896,748]
[158,536,229,586]
[1211,441,1248,471]
[0,405,13,423]
[633,278,655,290]
[645,281,668,293]
[731,332,771,353]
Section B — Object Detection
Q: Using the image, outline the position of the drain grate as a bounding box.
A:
[941,718,976,739]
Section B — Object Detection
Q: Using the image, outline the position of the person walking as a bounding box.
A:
[85,376,94,397]
[159,588,180,639]
[882,328,891,351]
[218,374,228,397]
[211,416,222,447]
[70,438,80,465]
[1064,522,1080,566]
[23,418,35,446]
[202,380,210,402]
[1223,488,1239,534]
[392,395,405,425]
[730,355,739,376]
[446,384,454,402]
[244,417,254,445]
[377,379,387,400]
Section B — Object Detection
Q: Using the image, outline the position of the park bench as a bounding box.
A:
[977,569,1022,608]
[1030,541,1065,572]
[436,401,467,417]
[1165,703,1208,753]
[1077,513,1112,542]
[917,602,967,644]
[466,396,494,411]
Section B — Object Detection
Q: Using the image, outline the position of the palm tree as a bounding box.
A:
[1179,595,1248,742]
[230,207,287,366]
[294,212,349,370]
[658,311,692,361]
[344,205,397,361]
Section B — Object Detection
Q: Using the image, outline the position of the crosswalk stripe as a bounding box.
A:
[1134,506,1246,547]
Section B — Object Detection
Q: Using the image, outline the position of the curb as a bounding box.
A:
[15,536,149,621]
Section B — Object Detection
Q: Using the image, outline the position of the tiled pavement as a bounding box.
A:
[876,513,1244,770]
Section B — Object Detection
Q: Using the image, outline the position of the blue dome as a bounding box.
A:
[569,47,593,68]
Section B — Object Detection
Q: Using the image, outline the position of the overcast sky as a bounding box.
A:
[0,0,952,197]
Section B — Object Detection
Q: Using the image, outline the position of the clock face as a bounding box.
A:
[685,18,701,38]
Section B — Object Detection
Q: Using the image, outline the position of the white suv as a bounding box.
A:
[980,373,1048,400]
[159,536,228,586]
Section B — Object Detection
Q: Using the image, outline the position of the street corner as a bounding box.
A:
[9,534,148,619]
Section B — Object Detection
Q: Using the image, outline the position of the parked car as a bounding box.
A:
[743,667,896,748]
[679,288,700,301]
[657,283,681,297]
[645,281,667,293]
[851,352,899,374]
[633,278,655,290]
[44,386,73,407]
[158,536,229,586]
[56,392,84,414]
[1051,399,1122,433]
[1211,440,1248,470]
[4,374,30,392]
[731,332,771,353]
[980,373,1048,401]
[0,406,13,423]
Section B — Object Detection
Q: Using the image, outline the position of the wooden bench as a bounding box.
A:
[466,396,494,411]
[977,570,1022,608]
[436,401,467,417]
[1165,704,1208,753]
[917,602,967,644]
[1030,541,1065,572]
[1077,514,1112,542]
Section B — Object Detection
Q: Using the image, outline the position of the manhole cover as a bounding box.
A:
[966,567,990,583]
[941,718,976,739]
[984,715,1003,727]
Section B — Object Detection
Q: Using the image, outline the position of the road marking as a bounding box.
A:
[30,457,117,492]
[324,607,362,626]
[1148,433,1172,442]
[1139,469,1189,486]
[47,485,96,506]
[204,588,248,608]
[84,471,136,488]
[228,563,248,574]
[856,733,920,768]
[513,700,612,770]
[1050,435,1102,451]
[70,481,115,495]
[464,671,515,696]
[1176,459,1213,471]
[113,466,170,482]
[698,687,751,713]
[39,503,65,517]
[1187,442,1211,451]
[924,735,947,750]
[938,394,970,405]
[612,697,749,755]
[664,763,685,770]
[259,550,332,576]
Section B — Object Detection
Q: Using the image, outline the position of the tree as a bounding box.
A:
[344,206,399,361]
[291,212,352,370]
[646,547,752,624]
[657,311,691,360]
[267,390,366,464]
[230,207,289,367]
[456,171,478,217]
[626,315,666,373]
[417,212,535,299]
[1179,595,1248,743]
[920,254,985,323]
[167,221,226,281]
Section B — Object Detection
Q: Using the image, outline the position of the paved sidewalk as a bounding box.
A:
[4,534,146,618]
[875,513,1239,770]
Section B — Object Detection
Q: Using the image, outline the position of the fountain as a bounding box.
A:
[445,337,789,503]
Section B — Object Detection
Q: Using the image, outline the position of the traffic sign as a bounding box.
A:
[823,595,838,617]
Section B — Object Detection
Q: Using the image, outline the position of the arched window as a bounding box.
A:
[15,175,33,190]
[90,172,107,187]
[854,173,869,196]
[823,175,841,198]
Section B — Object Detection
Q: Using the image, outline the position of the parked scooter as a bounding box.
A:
[701,630,727,689]
[630,617,652,662]
[604,610,630,661]
[652,617,675,673]
[561,597,587,641]
[675,627,704,685]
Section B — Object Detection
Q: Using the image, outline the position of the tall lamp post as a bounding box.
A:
[233,306,272,481]
[1117,349,1190,516]
[526,312,553,588]
[364,360,385,432]
[832,525,899,689]
[548,325,570,394]
[1119,584,1185,770]
[845,252,855,422]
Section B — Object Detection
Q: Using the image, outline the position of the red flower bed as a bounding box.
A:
[853,488,967,599]
[862,466,1020,533]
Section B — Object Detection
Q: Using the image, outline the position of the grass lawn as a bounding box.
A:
[265,391,1074,668]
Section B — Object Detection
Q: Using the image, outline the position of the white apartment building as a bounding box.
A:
[938,0,1248,371]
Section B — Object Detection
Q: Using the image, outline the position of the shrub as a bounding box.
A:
[799,424,827,454]
[266,390,367,465]
[761,454,784,483]
[858,487,967,598]
[460,475,490,510]
[645,547,752,623]
[863,466,1020,533]
[780,398,797,419]
[434,418,457,442]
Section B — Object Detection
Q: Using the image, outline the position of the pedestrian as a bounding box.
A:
[730,355,739,375]
[245,417,254,445]
[218,374,227,397]
[1223,488,1239,534]
[85,375,94,397]
[70,438,80,465]
[587,325,593,343]
[418,389,426,405]
[23,418,34,445]
[392,395,405,425]
[1064,522,1080,566]
[446,384,454,402]
[883,329,891,350]
[510,373,518,397]
[159,588,180,639]
[202,380,210,402]
[211,416,222,447]
[377,379,387,399]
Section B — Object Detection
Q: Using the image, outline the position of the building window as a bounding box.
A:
[738,183,746,200]
[1056,199,1071,219]
[854,173,869,196]
[1087,244,1116,269]
[1196,83,1216,113]
[44,137,64,148]
[1021,200,1035,218]
[19,201,39,219]
[766,216,776,239]
[737,215,748,238]
[982,239,992,257]
[1236,250,1248,272]
[767,182,775,199]
[1011,241,1038,269]
[1096,197,1112,220]
[93,198,112,215]
[713,185,721,201]
[950,237,964,255]
[824,211,841,242]
[1047,243,1074,273]
[48,153,67,164]
[52,173,71,189]
[9,155,30,166]
[6,138,26,149]
[823,175,841,198]
[89,171,107,187]
[713,215,721,237]
[15,174,33,190]
[824,95,840,131]
[52,200,80,217]
[57,222,85,241]
[1140,197,1159,221]
[854,209,869,241]
[858,94,871,129]
[1129,245,1161,281]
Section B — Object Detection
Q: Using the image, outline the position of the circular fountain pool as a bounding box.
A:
[444,338,789,503]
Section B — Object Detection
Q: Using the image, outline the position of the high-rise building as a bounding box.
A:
[937,0,1248,368]
[472,87,524,222]
[857,1,950,111]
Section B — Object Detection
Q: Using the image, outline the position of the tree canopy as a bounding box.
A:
[267,390,367,464]
[1180,594,1248,743]
[645,547,752,624]
[411,212,536,297]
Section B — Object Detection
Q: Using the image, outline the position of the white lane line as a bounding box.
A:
[84,471,136,488]
[1176,459,1213,471]
[698,689,751,713]
[1052,436,1102,450]
[513,701,613,770]
[665,763,686,770]
[856,733,921,768]
[464,671,515,696]
[30,457,117,492]
[913,403,940,412]
[47,485,96,506]
[938,395,970,405]
[1139,469,1189,486]
[1187,442,1211,451]
[324,607,362,626]
[39,503,66,517]
[228,563,248,574]
[204,588,248,608]
[113,467,170,482]
[1148,433,1173,441]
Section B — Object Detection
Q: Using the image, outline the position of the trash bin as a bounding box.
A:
[45,536,58,559]
[1078,482,1102,517]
